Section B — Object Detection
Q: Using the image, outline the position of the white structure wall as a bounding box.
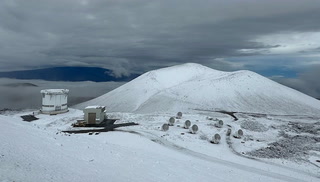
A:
[83,106,106,124]
[41,89,69,114]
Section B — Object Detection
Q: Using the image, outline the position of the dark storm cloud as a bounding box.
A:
[1,0,320,78]
[273,65,320,98]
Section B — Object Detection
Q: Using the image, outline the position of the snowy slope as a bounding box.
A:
[1,112,319,182]
[75,63,320,114]
[0,115,285,182]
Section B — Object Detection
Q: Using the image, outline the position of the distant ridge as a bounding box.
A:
[2,83,38,87]
[75,63,320,115]
[0,67,139,82]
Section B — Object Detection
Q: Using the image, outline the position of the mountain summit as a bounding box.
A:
[75,63,320,114]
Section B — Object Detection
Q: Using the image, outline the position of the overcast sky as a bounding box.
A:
[1,0,320,97]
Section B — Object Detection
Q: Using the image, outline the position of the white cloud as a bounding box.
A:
[250,31,320,54]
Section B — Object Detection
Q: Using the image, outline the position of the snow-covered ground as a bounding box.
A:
[1,108,319,182]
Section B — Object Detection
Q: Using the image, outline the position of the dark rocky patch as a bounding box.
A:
[247,134,320,159]
[240,120,269,132]
[286,122,320,135]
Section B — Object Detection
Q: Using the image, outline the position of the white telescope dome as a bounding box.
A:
[40,89,69,114]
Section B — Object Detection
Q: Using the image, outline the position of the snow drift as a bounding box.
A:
[75,63,320,114]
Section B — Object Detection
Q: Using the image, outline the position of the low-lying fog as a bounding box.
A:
[0,78,125,110]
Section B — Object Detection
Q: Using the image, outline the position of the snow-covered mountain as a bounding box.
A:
[3,63,319,182]
[75,63,320,114]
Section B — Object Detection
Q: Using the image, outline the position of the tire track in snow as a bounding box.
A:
[118,129,313,182]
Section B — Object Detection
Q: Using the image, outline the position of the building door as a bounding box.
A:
[88,113,96,124]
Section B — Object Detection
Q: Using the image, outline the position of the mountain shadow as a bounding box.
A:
[0,67,139,82]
